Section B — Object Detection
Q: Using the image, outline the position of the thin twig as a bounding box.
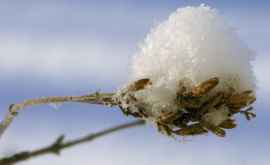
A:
[0,92,116,139]
[0,120,145,165]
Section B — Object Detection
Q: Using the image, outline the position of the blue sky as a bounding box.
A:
[0,1,269,165]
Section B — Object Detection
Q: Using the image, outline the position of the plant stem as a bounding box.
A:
[0,92,116,139]
[0,120,145,165]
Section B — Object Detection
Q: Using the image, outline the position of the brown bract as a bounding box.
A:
[117,77,256,138]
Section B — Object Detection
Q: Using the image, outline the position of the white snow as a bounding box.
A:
[131,4,255,92]
[117,4,255,121]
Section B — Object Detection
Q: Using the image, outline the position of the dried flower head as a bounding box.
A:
[114,5,256,138]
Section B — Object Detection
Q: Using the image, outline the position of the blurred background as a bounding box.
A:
[0,0,269,164]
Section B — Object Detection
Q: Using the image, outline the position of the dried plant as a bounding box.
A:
[0,77,256,140]
[114,77,256,137]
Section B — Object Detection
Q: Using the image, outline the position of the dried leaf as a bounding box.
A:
[219,119,237,129]
[156,122,172,136]
[174,123,207,136]
[128,78,152,92]
[240,107,256,120]
[227,90,256,109]
[191,77,219,97]
[202,122,226,137]
[158,111,182,124]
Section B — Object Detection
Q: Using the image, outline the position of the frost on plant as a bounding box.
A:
[114,5,256,137]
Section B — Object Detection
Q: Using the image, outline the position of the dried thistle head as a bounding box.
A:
[114,5,256,139]
[114,77,256,138]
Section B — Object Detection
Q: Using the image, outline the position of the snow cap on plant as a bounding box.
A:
[114,4,256,137]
